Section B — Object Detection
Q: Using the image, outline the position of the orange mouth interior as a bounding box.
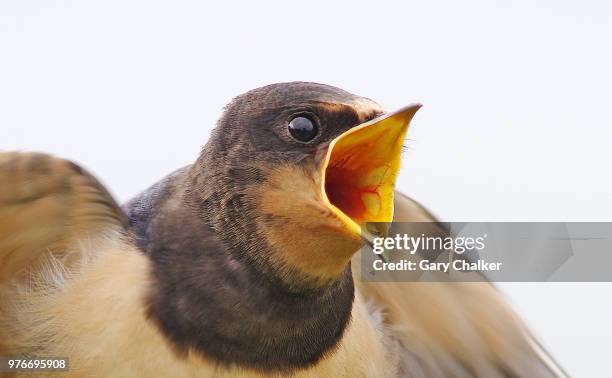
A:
[324,142,389,224]
[320,105,421,236]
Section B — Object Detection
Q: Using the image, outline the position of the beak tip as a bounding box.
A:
[398,103,422,121]
[410,102,423,112]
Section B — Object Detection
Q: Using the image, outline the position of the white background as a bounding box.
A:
[1,1,610,376]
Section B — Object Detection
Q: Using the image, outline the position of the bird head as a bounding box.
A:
[189,82,420,288]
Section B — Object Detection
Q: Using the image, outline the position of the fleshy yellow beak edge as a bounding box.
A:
[319,104,422,238]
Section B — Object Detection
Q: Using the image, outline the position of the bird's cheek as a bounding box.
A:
[253,165,362,280]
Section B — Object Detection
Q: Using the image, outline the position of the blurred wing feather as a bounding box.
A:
[353,191,567,377]
[0,152,126,283]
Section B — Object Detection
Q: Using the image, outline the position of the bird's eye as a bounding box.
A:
[288,116,318,142]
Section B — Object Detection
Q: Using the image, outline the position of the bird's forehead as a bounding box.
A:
[244,82,386,121]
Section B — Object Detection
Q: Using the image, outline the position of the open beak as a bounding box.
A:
[319,104,421,239]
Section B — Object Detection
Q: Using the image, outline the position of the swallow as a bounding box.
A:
[0,82,565,377]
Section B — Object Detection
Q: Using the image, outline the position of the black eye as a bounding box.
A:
[288,116,318,142]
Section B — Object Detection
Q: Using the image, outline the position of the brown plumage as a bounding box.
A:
[0,82,565,377]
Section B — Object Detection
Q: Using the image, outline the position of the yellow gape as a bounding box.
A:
[320,104,421,237]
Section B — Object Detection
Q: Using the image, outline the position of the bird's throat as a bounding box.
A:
[124,172,355,373]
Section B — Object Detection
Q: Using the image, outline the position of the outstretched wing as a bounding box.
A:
[353,192,567,377]
[0,152,127,284]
